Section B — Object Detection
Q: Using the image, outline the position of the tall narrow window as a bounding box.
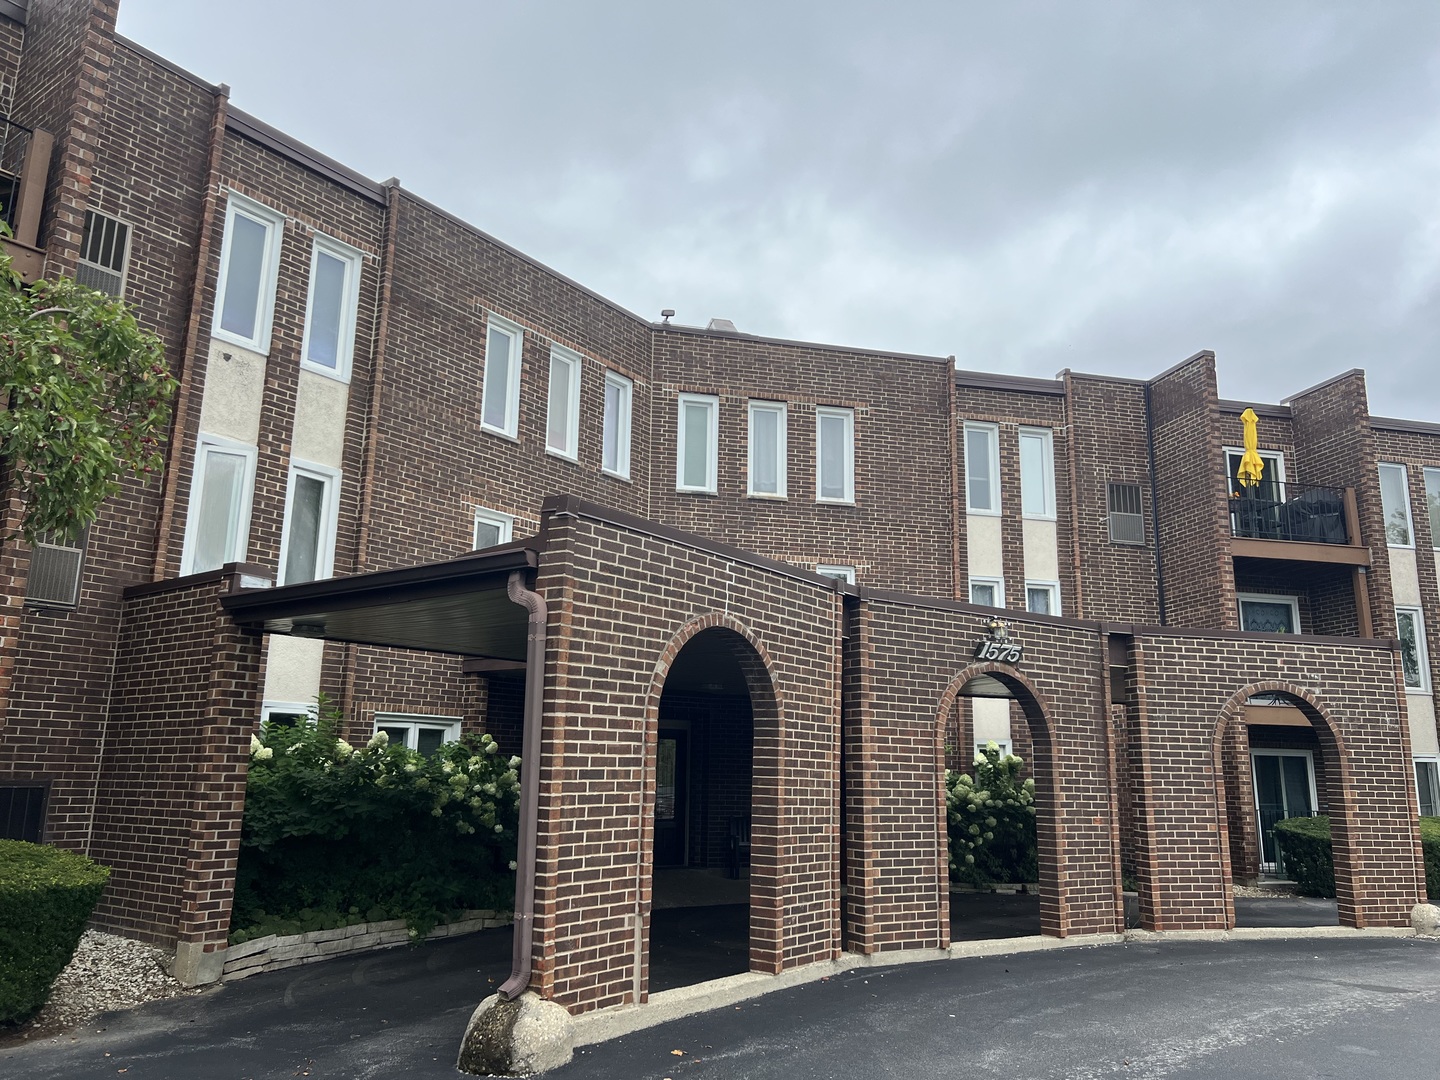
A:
[279,462,341,586]
[1107,481,1145,544]
[481,315,524,438]
[301,235,362,382]
[1019,427,1056,518]
[214,193,284,353]
[676,394,718,493]
[181,435,257,575]
[816,406,855,504]
[965,422,1000,513]
[473,507,514,550]
[76,210,130,296]
[969,576,1004,608]
[1378,462,1413,547]
[546,346,582,460]
[602,372,633,479]
[748,401,787,498]
[1423,467,1440,549]
[1417,758,1440,817]
[1025,581,1060,616]
[1396,607,1429,691]
[26,529,86,607]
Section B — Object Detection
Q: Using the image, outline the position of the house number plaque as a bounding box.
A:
[974,618,1023,665]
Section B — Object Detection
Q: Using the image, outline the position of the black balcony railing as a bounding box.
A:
[0,116,33,230]
[1227,476,1350,545]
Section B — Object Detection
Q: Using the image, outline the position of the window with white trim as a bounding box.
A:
[213,193,284,353]
[969,576,1004,608]
[480,315,524,438]
[26,528,87,607]
[1378,462,1413,547]
[1423,467,1440,550]
[546,345,582,460]
[975,738,1013,758]
[676,394,718,493]
[748,401,787,498]
[261,701,316,729]
[278,461,341,586]
[76,209,130,296]
[1025,581,1060,616]
[1238,593,1300,634]
[1019,427,1055,518]
[602,372,633,479]
[815,407,855,504]
[181,434,257,576]
[473,508,515,550]
[816,564,856,585]
[301,234,363,382]
[1397,607,1430,691]
[964,422,1000,514]
[1416,757,1439,817]
[376,714,460,757]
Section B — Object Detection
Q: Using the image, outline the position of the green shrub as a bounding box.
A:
[0,841,110,1025]
[234,698,520,941]
[946,742,1037,887]
[1272,815,1335,897]
[1420,817,1440,902]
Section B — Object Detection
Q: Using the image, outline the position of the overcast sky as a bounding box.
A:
[117,1,1440,421]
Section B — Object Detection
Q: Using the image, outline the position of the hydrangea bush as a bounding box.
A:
[946,741,1037,887]
[232,698,520,942]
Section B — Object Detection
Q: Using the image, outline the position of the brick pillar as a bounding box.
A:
[1222,716,1258,885]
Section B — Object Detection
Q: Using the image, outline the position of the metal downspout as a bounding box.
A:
[499,570,547,1000]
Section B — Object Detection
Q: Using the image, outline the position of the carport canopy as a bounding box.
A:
[221,542,540,661]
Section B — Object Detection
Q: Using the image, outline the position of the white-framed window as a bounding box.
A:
[26,528,87,607]
[546,345,582,460]
[301,233,363,382]
[1416,757,1440,818]
[181,434,258,576]
[969,576,1005,608]
[815,407,855,504]
[748,401,788,498]
[278,460,341,586]
[1397,606,1430,692]
[602,371,633,480]
[1224,447,1287,489]
[480,314,524,438]
[473,507,515,550]
[1019,427,1056,519]
[1025,580,1061,616]
[676,393,718,493]
[1378,462,1413,547]
[975,739,1013,758]
[964,422,1000,514]
[816,564,856,585]
[76,209,131,296]
[375,713,461,757]
[1238,593,1300,634]
[261,700,317,729]
[213,192,285,354]
[1423,467,1440,550]
[1107,481,1145,544]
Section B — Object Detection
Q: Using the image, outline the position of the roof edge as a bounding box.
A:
[654,323,950,366]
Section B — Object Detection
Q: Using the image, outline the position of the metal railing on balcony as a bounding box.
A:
[0,115,34,230]
[1226,476,1351,545]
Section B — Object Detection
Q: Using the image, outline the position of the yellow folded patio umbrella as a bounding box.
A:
[1237,407,1265,488]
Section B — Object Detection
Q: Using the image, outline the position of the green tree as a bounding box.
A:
[0,233,174,542]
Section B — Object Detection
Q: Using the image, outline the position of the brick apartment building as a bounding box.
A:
[0,0,1434,1013]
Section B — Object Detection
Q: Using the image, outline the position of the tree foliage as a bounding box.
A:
[946,741,1037,886]
[0,236,174,542]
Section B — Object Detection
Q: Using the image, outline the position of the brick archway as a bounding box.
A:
[636,612,784,999]
[936,663,1068,938]
[1210,681,1359,927]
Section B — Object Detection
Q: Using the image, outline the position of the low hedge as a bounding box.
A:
[1273,815,1440,900]
[0,840,110,1025]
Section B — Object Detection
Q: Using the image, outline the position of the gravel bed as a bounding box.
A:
[3,930,199,1044]
[1233,883,1300,898]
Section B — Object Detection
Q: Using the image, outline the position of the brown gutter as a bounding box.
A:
[153,82,230,579]
[499,568,547,1000]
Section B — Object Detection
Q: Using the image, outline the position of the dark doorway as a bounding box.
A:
[654,728,689,867]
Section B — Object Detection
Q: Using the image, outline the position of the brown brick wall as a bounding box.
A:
[1374,426,1440,697]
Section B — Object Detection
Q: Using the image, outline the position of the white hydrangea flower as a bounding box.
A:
[404,763,418,774]
[254,747,274,761]
[508,860,518,871]
[508,756,521,769]
[485,742,499,754]
[250,734,263,755]
[335,739,354,757]
[367,730,389,749]
[442,761,454,775]
[493,824,503,833]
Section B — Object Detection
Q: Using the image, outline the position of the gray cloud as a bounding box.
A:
[118,0,1440,418]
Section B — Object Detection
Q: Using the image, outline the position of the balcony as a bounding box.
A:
[1226,476,1370,566]
[0,115,54,283]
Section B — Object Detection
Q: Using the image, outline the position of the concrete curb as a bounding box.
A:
[569,926,1425,1048]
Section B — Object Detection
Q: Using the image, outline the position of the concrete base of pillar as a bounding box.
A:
[457,991,574,1077]
[171,940,227,987]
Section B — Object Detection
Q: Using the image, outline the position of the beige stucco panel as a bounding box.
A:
[972,697,1012,746]
[292,369,351,470]
[197,339,266,446]
[966,514,1003,580]
[1022,518,1059,587]
[1389,547,1422,608]
[262,635,325,706]
[1409,693,1439,758]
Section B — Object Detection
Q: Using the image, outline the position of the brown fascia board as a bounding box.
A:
[0,1,27,26]
[1055,367,1148,387]
[1147,349,1217,384]
[954,369,1065,396]
[225,108,387,205]
[540,493,859,592]
[124,562,274,599]
[1098,621,1398,652]
[1280,368,1367,404]
[1371,415,1440,437]
[114,35,219,94]
[1218,398,1291,419]
[654,322,950,367]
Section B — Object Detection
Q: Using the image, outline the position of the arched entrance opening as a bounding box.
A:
[644,623,779,994]
[938,663,1062,941]
[1213,685,1349,928]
